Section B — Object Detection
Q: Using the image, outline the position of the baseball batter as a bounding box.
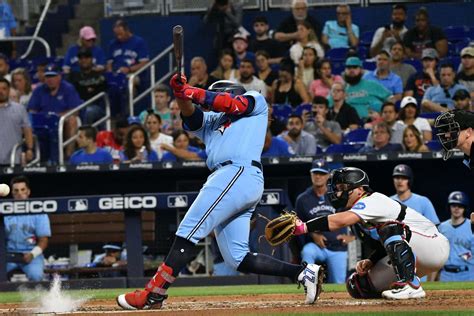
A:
[117,75,323,310]
[292,167,449,299]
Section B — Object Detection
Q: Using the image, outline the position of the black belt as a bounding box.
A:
[211,160,262,173]
[443,265,469,273]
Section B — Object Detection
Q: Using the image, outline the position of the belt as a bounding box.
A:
[211,160,262,173]
[443,265,469,273]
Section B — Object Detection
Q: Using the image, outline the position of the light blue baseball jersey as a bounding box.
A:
[390,193,440,225]
[4,215,51,252]
[438,219,474,281]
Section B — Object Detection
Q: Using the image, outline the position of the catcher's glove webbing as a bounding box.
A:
[265,211,298,246]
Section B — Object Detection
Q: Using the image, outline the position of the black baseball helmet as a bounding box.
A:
[392,164,414,186]
[208,80,246,95]
[435,110,474,160]
[328,167,370,209]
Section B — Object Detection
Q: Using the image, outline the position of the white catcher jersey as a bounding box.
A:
[349,192,439,236]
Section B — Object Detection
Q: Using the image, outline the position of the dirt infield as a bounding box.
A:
[2,290,474,315]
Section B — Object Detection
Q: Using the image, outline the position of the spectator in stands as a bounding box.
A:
[63,26,106,74]
[96,118,129,162]
[309,59,343,98]
[390,41,416,89]
[0,1,17,58]
[255,50,278,90]
[120,124,158,163]
[106,19,149,75]
[161,130,206,162]
[5,176,50,281]
[249,16,284,64]
[145,112,173,161]
[370,4,408,57]
[33,62,47,87]
[365,101,404,146]
[404,48,439,103]
[10,68,32,107]
[203,0,243,52]
[0,53,10,82]
[322,4,359,49]
[232,33,255,68]
[210,49,238,81]
[402,125,429,153]
[92,243,127,268]
[343,57,391,120]
[70,125,113,165]
[363,50,403,101]
[274,0,322,51]
[27,65,82,158]
[66,48,107,125]
[188,57,218,89]
[290,21,324,67]
[422,63,467,112]
[453,89,472,111]
[280,114,316,156]
[391,164,440,224]
[138,84,172,126]
[267,103,286,137]
[397,96,432,141]
[262,128,293,157]
[403,7,448,59]
[303,96,342,150]
[358,122,403,153]
[457,47,474,98]
[296,47,318,89]
[328,82,360,132]
[0,78,33,165]
[235,59,267,97]
[271,60,311,107]
[295,159,353,284]
[164,100,183,135]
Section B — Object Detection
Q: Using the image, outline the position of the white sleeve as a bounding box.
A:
[416,118,432,132]
[370,27,384,49]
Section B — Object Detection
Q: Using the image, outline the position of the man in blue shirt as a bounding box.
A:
[70,125,113,165]
[390,164,440,224]
[106,19,149,75]
[262,128,293,157]
[0,1,17,58]
[5,176,51,281]
[322,4,359,49]
[363,50,403,102]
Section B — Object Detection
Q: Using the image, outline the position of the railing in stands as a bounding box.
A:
[22,0,51,59]
[128,44,176,116]
[9,135,41,168]
[58,92,112,165]
[0,36,51,58]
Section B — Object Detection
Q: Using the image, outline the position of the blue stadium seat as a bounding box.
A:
[325,143,363,154]
[293,103,312,116]
[331,60,345,76]
[426,140,442,151]
[343,128,370,143]
[29,113,60,163]
[357,46,368,60]
[272,104,292,121]
[444,26,469,42]
[419,112,441,119]
[315,146,323,154]
[403,59,422,72]
[360,31,375,47]
[327,48,349,60]
[440,56,461,70]
[105,72,128,116]
[362,61,376,71]
[455,38,472,54]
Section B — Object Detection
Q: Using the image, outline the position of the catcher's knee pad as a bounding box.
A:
[346,272,381,299]
[377,222,415,283]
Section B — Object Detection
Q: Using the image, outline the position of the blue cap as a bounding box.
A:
[44,64,59,77]
[310,159,330,174]
[127,116,141,125]
[103,243,122,251]
[345,57,362,68]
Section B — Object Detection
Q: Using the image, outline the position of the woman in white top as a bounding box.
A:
[145,112,173,160]
[210,49,239,81]
[10,68,32,106]
[397,96,432,141]
[290,21,324,66]
[295,46,319,89]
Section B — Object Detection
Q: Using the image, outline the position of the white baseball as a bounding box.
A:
[0,183,10,197]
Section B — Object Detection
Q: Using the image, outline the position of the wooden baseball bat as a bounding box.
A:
[173,25,184,82]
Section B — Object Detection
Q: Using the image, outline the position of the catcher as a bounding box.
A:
[267,167,449,300]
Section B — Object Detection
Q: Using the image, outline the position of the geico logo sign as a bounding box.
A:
[99,196,157,210]
[0,200,58,214]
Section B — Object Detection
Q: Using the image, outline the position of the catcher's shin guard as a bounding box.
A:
[377,222,416,285]
[346,272,381,299]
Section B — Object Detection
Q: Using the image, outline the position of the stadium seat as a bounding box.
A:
[419,112,441,119]
[426,140,442,151]
[357,46,368,60]
[325,143,364,154]
[343,128,370,143]
[293,103,312,116]
[403,59,422,72]
[444,26,469,42]
[455,38,472,54]
[327,48,349,60]
[332,60,345,76]
[362,61,376,71]
[272,104,292,121]
[360,31,375,47]
[29,113,60,163]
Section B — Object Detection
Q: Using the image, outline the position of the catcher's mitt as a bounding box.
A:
[265,211,298,246]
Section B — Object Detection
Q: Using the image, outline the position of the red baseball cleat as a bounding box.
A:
[116,289,167,310]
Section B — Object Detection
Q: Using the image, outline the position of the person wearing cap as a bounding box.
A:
[403,7,447,59]
[341,56,392,120]
[92,243,127,276]
[453,89,472,111]
[63,26,106,74]
[390,164,440,225]
[370,4,408,58]
[404,48,439,104]
[294,159,353,284]
[389,41,416,89]
[363,50,403,101]
[396,96,432,141]
[107,19,150,75]
[322,4,359,49]
[232,33,255,68]
[456,47,474,98]
[422,63,468,112]
[249,16,284,64]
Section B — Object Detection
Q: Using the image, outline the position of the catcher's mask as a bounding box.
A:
[434,111,460,160]
[209,80,246,96]
[328,167,370,209]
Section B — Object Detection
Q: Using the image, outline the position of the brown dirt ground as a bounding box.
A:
[1,290,474,315]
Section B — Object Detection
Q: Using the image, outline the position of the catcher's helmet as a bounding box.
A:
[328,167,370,209]
[447,191,469,211]
[435,110,474,160]
[208,80,246,95]
[392,164,414,187]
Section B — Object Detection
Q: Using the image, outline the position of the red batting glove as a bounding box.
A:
[294,219,308,236]
[170,74,190,100]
